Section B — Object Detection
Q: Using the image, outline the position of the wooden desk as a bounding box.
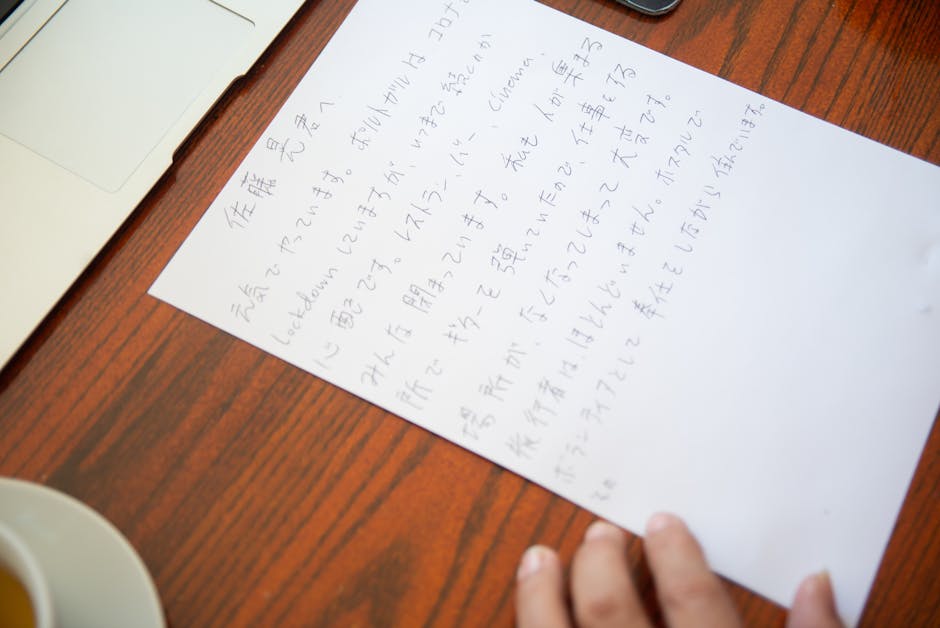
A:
[1,0,937,625]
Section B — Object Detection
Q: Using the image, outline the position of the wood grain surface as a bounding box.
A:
[1,0,938,626]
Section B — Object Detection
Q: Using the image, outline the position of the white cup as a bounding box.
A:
[0,522,55,628]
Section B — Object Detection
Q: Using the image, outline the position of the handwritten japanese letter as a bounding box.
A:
[150,1,940,623]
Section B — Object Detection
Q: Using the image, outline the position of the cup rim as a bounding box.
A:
[0,521,55,628]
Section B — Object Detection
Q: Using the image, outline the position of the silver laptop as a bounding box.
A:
[0,0,305,368]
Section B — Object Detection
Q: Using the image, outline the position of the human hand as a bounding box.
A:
[515,513,844,628]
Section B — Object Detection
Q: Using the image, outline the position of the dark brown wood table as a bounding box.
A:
[2,0,938,625]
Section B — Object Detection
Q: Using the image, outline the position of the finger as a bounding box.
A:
[643,513,741,628]
[786,572,844,628]
[570,520,652,628]
[515,545,571,628]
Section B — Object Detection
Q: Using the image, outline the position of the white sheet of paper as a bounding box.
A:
[149,0,940,623]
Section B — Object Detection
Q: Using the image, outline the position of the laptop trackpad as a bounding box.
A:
[0,0,252,192]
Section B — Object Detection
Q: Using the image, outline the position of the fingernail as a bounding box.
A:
[791,570,840,626]
[584,520,623,542]
[793,570,838,618]
[517,545,550,581]
[800,570,832,598]
[646,512,680,535]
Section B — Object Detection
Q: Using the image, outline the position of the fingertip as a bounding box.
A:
[515,545,570,628]
[643,512,699,562]
[643,512,741,628]
[516,544,557,581]
[571,521,649,627]
[584,519,626,544]
[797,571,832,607]
[788,571,844,628]
[645,511,683,536]
[644,512,697,556]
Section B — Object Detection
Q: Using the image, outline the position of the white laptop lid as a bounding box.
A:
[0,0,305,368]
